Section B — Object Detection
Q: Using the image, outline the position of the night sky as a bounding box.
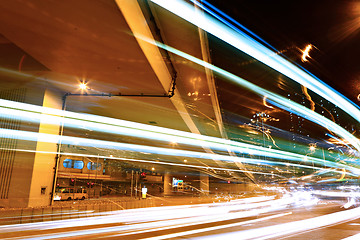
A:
[208,0,360,103]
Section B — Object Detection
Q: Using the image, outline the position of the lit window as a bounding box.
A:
[63,159,72,168]
[63,159,84,169]
[73,160,84,169]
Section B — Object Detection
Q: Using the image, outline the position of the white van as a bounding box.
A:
[54,187,88,201]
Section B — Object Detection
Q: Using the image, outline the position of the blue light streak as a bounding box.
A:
[0,99,357,175]
[136,37,360,153]
[149,0,360,149]
[0,127,358,176]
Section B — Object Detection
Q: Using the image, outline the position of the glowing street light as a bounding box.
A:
[309,145,316,152]
[79,82,88,90]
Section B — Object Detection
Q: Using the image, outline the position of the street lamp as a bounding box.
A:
[79,82,88,90]
[309,145,316,152]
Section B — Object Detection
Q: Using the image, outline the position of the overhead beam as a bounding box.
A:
[115,0,201,135]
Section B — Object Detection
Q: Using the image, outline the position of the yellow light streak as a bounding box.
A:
[263,96,274,109]
[301,85,315,111]
[301,44,312,62]
[338,168,346,181]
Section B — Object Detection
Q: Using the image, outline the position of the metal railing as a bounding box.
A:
[0,198,155,225]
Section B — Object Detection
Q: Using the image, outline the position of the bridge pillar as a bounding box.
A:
[0,85,62,208]
[163,172,172,196]
[200,173,209,195]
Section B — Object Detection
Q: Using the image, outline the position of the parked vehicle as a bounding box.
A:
[54,187,88,201]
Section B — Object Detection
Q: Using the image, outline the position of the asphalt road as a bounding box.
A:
[1,193,360,240]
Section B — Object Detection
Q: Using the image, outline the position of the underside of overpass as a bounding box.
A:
[0,0,255,208]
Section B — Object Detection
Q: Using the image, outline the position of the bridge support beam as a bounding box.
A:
[200,173,209,195]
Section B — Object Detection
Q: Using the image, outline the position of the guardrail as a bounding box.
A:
[0,198,155,225]
[0,194,252,226]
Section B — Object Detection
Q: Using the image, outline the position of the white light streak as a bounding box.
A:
[0,99,357,175]
[0,128,355,176]
[150,0,360,130]
[141,38,360,153]
[0,195,316,240]
[198,206,360,239]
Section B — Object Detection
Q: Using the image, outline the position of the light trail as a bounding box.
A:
[138,36,360,153]
[140,212,293,240]
[301,85,315,111]
[150,0,360,130]
[93,199,295,239]
[0,147,285,177]
[262,96,274,109]
[342,233,360,240]
[301,44,313,62]
[147,0,360,171]
[0,99,310,160]
[312,190,360,198]
[0,195,317,239]
[0,106,314,167]
[189,0,278,52]
[326,133,354,151]
[0,196,277,233]
[197,206,360,239]
[2,128,350,176]
[1,0,357,181]
[0,99,356,175]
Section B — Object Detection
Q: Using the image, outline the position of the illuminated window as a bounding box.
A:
[87,162,102,170]
[73,160,84,169]
[63,159,84,169]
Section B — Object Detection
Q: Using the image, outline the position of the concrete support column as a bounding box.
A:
[163,172,172,196]
[200,173,210,195]
[2,87,62,208]
[28,89,62,207]
[200,173,209,195]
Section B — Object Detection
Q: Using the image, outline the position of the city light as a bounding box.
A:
[301,44,313,62]
[79,82,87,90]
